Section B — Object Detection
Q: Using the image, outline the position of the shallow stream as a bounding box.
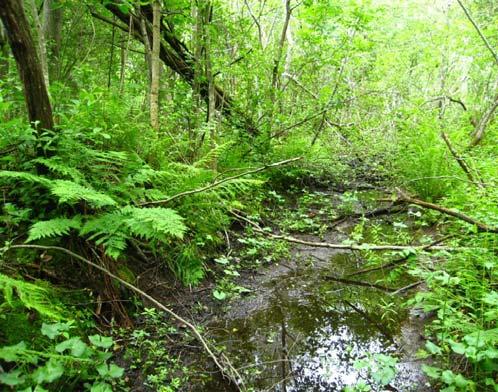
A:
[200,193,432,391]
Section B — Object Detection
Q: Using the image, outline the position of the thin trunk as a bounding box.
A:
[107,17,116,88]
[469,95,498,147]
[0,0,53,133]
[150,0,161,130]
[205,2,216,169]
[28,0,49,88]
[119,16,132,94]
[50,0,63,79]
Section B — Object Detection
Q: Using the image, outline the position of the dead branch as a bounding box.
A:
[347,235,455,277]
[395,189,498,233]
[140,157,302,206]
[230,211,452,252]
[389,281,423,296]
[8,244,245,390]
[440,132,485,188]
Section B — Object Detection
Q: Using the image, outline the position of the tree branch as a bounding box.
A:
[139,157,303,206]
[395,189,498,233]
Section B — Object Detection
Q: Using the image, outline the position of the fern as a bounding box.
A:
[80,212,129,259]
[32,158,85,183]
[0,170,51,187]
[121,206,186,241]
[0,274,63,319]
[27,216,82,242]
[50,180,116,208]
[194,141,234,168]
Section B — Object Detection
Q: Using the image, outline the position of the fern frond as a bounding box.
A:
[0,274,63,319]
[121,206,186,241]
[80,212,129,259]
[50,180,116,208]
[0,170,51,187]
[32,158,84,183]
[194,141,234,168]
[27,216,82,242]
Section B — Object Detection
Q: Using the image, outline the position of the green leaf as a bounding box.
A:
[90,382,113,392]
[0,369,26,386]
[32,358,64,383]
[41,322,71,340]
[55,337,89,357]
[96,363,123,378]
[213,290,227,300]
[422,365,441,379]
[425,340,442,355]
[50,180,116,208]
[0,341,27,362]
[89,335,114,349]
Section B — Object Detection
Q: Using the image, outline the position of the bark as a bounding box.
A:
[150,0,161,130]
[119,16,132,94]
[0,0,54,132]
[0,21,9,77]
[271,0,291,93]
[98,2,258,135]
[28,0,49,87]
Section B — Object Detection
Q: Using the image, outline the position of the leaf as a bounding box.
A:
[28,217,82,242]
[425,340,442,355]
[89,335,114,349]
[0,341,27,362]
[41,322,72,340]
[213,290,227,300]
[50,180,116,208]
[32,358,64,383]
[90,382,113,392]
[55,337,89,357]
[0,369,26,386]
[422,365,441,379]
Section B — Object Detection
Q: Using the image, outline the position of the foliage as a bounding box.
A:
[0,322,123,391]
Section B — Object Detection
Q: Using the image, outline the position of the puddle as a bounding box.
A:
[201,251,430,391]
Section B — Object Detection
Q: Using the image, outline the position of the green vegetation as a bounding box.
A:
[0,0,496,390]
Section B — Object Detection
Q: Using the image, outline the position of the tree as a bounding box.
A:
[0,0,54,133]
[150,0,161,130]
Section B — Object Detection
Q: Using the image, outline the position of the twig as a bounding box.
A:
[456,0,498,66]
[140,157,302,206]
[230,211,452,251]
[395,189,498,233]
[390,281,423,296]
[8,244,245,390]
[440,132,484,188]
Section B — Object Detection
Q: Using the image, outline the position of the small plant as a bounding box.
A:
[0,321,123,391]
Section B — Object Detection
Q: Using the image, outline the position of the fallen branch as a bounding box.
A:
[440,132,485,189]
[140,157,302,206]
[8,244,244,390]
[230,211,452,252]
[395,189,498,233]
[348,235,454,277]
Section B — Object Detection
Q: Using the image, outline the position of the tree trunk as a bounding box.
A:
[28,0,50,88]
[0,0,54,133]
[150,0,161,130]
[0,20,9,78]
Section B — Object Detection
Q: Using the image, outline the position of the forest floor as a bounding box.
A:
[121,184,443,391]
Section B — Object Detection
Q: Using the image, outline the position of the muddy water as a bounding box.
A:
[201,197,432,391]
